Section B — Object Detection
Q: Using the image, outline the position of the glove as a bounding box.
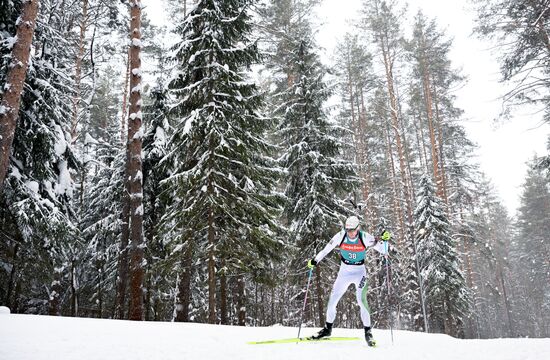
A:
[381,230,391,241]
[307,258,317,269]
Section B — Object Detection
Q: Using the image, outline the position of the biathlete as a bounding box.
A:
[307,216,391,346]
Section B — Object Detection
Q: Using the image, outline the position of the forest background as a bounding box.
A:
[0,0,549,340]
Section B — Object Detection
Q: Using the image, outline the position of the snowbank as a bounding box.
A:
[0,306,10,314]
[0,314,548,360]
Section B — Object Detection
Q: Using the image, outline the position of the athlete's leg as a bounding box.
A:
[326,267,353,324]
[354,267,371,327]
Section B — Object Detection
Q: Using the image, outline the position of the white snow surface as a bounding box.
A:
[1,314,549,360]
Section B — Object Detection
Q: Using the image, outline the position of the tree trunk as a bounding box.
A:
[498,267,514,336]
[412,107,429,172]
[431,82,450,206]
[207,117,216,323]
[379,38,414,231]
[6,243,19,308]
[49,266,63,316]
[359,87,374,227]
[220,260,228,325]
[127,0,144,321]
[270,285,275,325]
[383,120,405,244]
[70,259,78,317]
[97,245,104,318]
[121,47,131,144]
[175,241,194,322]
[71,0,88,143]
[237,275,245,326]
[0,0,39,193]
[418,32,444,200]
[378,24,427,331]
[115,192,130,319]
[207,206,216,323]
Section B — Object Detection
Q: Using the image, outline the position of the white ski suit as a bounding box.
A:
[313,229,386,327]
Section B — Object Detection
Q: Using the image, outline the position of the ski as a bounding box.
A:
[247,336,361,345]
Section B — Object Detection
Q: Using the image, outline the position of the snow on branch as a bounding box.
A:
[131,84,142,93]
[129,111,143,120]
[131,38,143,48]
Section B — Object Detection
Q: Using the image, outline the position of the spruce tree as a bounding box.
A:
[80,126,125,318]
[79,69,124,318]
[165,0,284,324]
[277,36,360,326]
[513,158,550,337]
[0,0,79,315]
[414,175,470,336]
[142,81,171,321]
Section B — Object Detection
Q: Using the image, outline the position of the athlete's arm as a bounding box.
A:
[361,231,387,255]
[313,230,345,263]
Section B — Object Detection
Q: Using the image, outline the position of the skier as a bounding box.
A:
[307,215,391,346]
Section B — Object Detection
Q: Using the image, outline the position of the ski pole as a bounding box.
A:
[297,267,314,339]
[384,240,394,345]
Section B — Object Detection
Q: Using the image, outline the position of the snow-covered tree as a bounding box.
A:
[415,175,470,336]
[473,0,550,122]
[142,81,171,321]
[0,0,38,190]
[277,36,360,325]
[164,0,285,324]
[512,158,550,337]
[333,33,379,226]
[0,0,80,315]
[80,124,125,318]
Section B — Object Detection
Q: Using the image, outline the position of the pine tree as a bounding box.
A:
[414,175,470,336]
[165,0,285,324]
[124,0,145,321]
[406,12,453,202]
[334,33,378,227]
[361,0,425,331]
[473,0,550,121]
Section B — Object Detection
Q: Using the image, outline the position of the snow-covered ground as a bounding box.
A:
[1,312,549,360]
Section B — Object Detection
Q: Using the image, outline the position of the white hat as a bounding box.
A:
[345,216,360,230]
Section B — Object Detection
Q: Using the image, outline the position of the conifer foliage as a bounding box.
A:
[278,37,359,251]
[165,0,284,324]
[414,175,469,336]
[512,159,550,336]
[0,0,548,340]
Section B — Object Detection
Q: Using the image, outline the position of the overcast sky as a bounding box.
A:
[143,0,550,215]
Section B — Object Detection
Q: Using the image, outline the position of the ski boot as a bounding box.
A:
[364,326,376,347]
[309,322,333,340]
